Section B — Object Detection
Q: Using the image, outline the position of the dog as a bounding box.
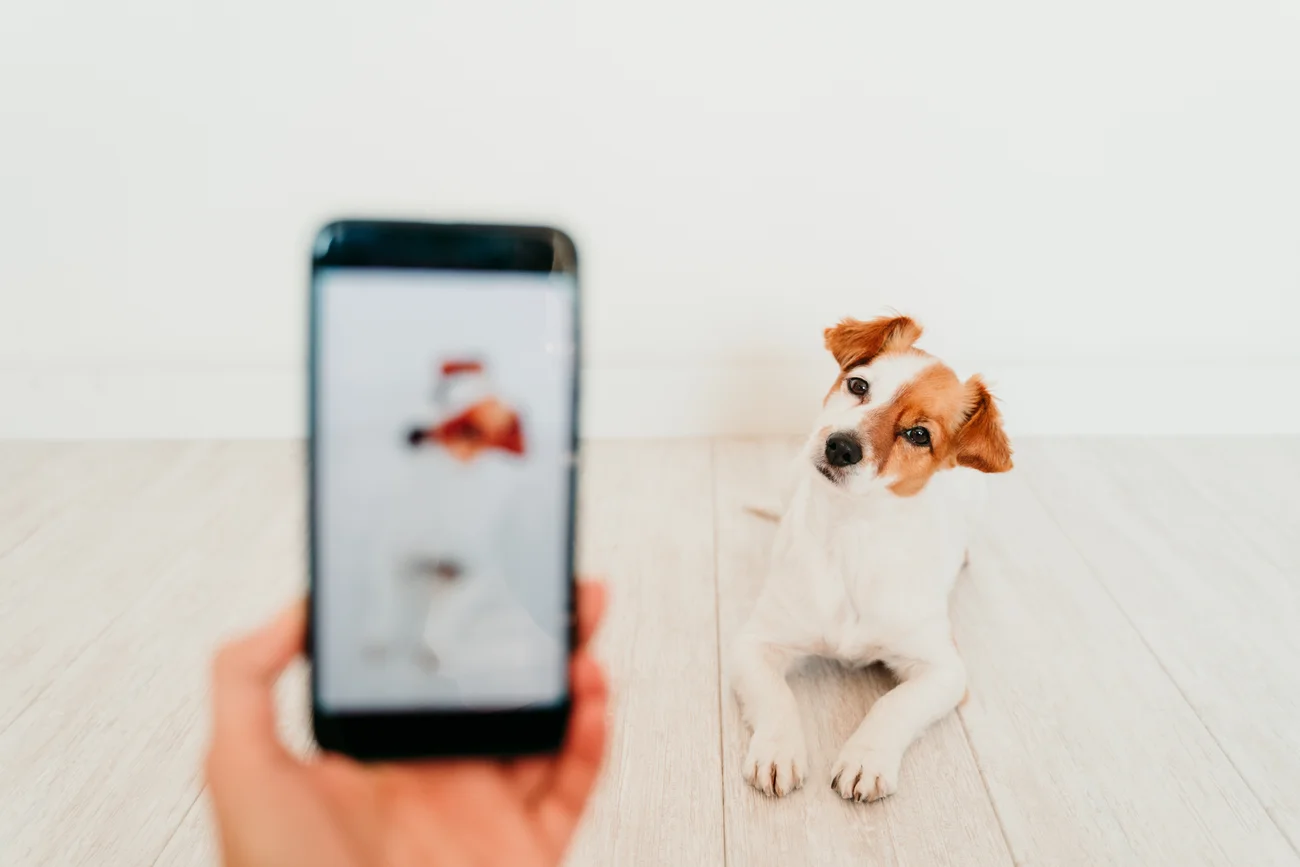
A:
[731,314,1012,803]
[361,358,560,705]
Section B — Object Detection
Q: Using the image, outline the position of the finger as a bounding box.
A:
[533,651,609,844]
[506,756,551,803]
[571,645,606,698]
[509,590,607,805]
[208,598,305,770]
[575,580,607,650]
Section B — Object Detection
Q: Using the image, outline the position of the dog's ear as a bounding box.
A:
[823,316,923,370]
[953,376,1013,473]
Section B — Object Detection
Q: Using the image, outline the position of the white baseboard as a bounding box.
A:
[0,365,304,439]
[2,361,1298,439]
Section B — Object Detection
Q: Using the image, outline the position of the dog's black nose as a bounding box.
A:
[825,432,863,467]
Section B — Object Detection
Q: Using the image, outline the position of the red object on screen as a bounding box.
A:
[407,358,525,462]
[440,360,484,376]
[416,396,526,462]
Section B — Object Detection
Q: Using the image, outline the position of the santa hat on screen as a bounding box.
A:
[434,359,491,416]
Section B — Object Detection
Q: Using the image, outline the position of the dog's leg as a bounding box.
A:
[831,632,965,803]
[361,564,402,656]
[730,635,808,797]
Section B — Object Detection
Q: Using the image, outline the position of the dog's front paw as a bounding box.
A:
[743,726,808,797]
[830,744,902,803]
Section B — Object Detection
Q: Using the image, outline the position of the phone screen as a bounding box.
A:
[312,267,576,714]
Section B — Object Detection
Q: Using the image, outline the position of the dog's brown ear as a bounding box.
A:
[954,376,1013,473]
[823,316,923,370]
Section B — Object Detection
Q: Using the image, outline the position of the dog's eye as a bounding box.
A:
[846,377,869,397]
[902,427,931,447]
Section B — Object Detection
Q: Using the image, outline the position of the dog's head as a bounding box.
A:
[810,315,1012,497]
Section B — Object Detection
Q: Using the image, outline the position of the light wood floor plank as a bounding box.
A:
[954,464,1297,865]
[150,797,219,867]
[0,443,178,560]
[1146,436,1300,574]
[0,442,63,514]
[1018,437,1300,856]
[564,440,725,867]
[0,443,220,733]
[0,443,303,866]
[713,438,1012,867]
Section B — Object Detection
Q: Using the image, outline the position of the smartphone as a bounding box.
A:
[308,221,580,760]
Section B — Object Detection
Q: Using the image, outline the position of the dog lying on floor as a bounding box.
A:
[731,314,1012,803]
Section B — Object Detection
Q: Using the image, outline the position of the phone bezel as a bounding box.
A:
[307,220,580,760]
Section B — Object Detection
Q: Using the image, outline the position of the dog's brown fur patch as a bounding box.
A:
[824,316,923,371]
[952,376,1014,474]
[850,363,1013,496]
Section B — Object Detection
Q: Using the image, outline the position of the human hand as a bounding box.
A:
[205,583,609,867]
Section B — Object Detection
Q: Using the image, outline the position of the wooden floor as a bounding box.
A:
[1,439,1298,866]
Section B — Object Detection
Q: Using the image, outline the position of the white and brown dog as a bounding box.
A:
[732,314,1012,803]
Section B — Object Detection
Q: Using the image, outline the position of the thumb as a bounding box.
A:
[207,599,305,773]
[533,650,609,848]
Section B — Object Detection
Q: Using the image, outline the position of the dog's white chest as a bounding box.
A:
[769,471,980,663]
[802,526,940,660]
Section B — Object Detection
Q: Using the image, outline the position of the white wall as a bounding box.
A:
[3,0,1299,438]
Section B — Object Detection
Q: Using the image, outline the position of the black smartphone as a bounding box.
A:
[308,220,580,760]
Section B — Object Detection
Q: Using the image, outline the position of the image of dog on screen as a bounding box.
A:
[359,358,560,703]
